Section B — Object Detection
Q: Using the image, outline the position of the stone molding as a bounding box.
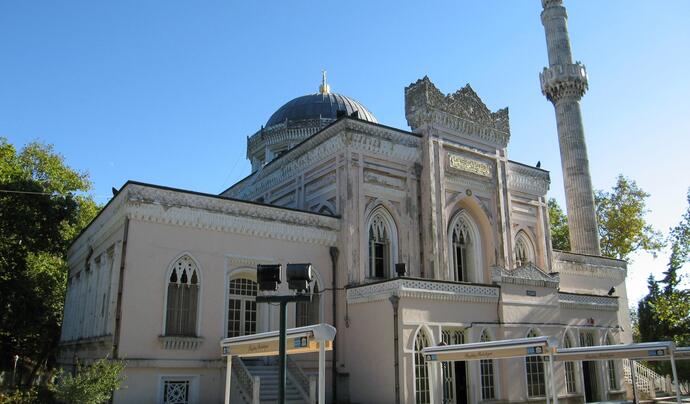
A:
[346,277,499,304]
[226,254,275,268]
[507,161,551,196]
[553,251,627,280]
[226,119,421,199]
[404,76,510,148]
[491,264,560,288]
[540,63,588,103]
[558,292,618,311]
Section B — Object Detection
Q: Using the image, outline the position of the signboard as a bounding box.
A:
[426,345,547,362]
[223,338,332,358]
[555,347,669,362]
[448,153,491,177]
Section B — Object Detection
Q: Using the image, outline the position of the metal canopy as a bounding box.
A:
[675,347,690,359]
[422,335,558,362]
[553,341,675,362]
[220,324,336,358]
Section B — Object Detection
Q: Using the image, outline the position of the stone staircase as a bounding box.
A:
[232,357,310,404]
[623,359,690,400]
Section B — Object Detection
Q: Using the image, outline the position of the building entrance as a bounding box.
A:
[582,360,598,402]
[442,329,468,404]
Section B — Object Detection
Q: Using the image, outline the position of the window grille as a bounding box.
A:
[165,256,200,336]
[525,330,546,397]
[227,278,258,338]
[480,330,496,400]
[415,331,431,404]
[606,335,618,390]
[564,334,577,394]
[442,329,465,403]
[163,380,190,404]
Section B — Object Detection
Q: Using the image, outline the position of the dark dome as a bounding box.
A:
[266,93,377,127]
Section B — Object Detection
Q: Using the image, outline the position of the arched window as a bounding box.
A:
[563,333,577,394]
[227,278,258,338]
[448,211,479,282]
[525,329,546,397]
[295,284,320,327]
[414,330,431,404]
[514,231,535,268]
[480,330,496,400]
[605,334,618,390]
[165,255,200,336]
[367,207,397,279]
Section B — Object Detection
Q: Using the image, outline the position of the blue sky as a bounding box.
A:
[2,1,689,305]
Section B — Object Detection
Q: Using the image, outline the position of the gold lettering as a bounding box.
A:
[448,154,491,177]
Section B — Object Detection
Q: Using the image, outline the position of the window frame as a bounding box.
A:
[447,210,482,283]
[525,329,547,398]
[162,254,202,337]
[414,329,432,404]
[157,375,199,404]
[365,206,398,280]
[225,277,259,338]
[479,329,497,400]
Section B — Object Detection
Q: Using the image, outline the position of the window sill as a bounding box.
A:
[158,335,204,350]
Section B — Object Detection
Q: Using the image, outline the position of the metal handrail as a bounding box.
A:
[232,356,257,402]
[287,356,312,401]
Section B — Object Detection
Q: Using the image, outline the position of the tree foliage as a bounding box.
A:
[548,175,663,261]
[637,188,690,381]
[548,198,570,251]
[595,175,664,260]
[51,358,125,404]
[0,138,99,379]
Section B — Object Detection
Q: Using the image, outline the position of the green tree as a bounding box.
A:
[52,358,125,404]
[637,189,690,381]
[548,198,570,251]
[0,138,99,381]
[548,175,663,261]
[595,175,664,260]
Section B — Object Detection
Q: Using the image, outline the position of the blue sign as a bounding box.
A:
[527,346,543,355]
[648,349,665,357]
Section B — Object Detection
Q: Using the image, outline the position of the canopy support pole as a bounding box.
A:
[319,342,326,404]
[224,354,232,404]
[549,354,558,404]
[630,360,640,404]
[671,352,681,404]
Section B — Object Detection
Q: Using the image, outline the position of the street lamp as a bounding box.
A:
[255,263,314,404]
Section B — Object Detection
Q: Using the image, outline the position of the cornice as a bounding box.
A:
[125,184,339,245]
[346,278,499,305]
[507,161,551,196]
[553,251,627,280]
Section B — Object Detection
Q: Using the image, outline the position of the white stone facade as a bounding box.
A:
[59,4,632,403]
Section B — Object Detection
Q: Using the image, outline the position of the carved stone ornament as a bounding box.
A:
[404,76,510,147]
[448,153,492,178]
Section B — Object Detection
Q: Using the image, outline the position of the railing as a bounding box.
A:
[623,359,680,397]
[287,356,312,402]
[232,357,259,404]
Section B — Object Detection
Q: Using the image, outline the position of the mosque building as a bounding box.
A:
[58,1,633,403]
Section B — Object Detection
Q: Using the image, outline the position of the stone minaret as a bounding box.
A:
[540,0,600,255]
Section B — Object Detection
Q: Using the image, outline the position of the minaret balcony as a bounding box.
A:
[540,62,589,102]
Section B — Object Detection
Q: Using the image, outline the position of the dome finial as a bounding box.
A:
[319,70,331,94]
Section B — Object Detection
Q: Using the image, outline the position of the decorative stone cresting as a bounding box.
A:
[404,76,510,147]
[558,293,618,311]
[158,336,204,350]
[553,251,627,280]
[346,277,499,304]
[492,264,560,288]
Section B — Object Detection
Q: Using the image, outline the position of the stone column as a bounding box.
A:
[540,0,601,255]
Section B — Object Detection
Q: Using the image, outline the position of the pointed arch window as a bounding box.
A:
[564,333,577,394]
[367,208,397,279]
[514,231,535,268]
[448,211,478,282]
[414,330,431,404]
[480,330,496,400]
[525,329,546,397]
[165,255,200,336]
